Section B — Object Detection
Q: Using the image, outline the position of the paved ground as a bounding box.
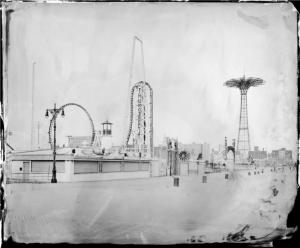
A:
[4,167,297,244]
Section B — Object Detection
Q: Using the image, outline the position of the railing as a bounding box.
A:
[178,161,228,176]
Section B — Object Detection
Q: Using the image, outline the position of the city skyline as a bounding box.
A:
[4,2,297,157]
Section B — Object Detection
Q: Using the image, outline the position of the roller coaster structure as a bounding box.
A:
[125,81,153,158]
[48,103,95,148]
[124,37,153,158]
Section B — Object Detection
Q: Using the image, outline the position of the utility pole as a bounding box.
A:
[37,121,40,149]
[31,62,36,149]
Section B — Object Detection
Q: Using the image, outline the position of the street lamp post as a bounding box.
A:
[45,103,65,183]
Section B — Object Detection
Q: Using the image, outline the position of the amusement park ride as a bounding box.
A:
[45,40,263,165]
[47,103,114,153]
[46,37,154,159]
[47,103,96,149]
[224,75,264,163]
[124,36,153,159]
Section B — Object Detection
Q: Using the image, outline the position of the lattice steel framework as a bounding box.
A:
[125,81,153,158]
[48,103,95,148]
[124,36,153,158]
[224,76,264,160]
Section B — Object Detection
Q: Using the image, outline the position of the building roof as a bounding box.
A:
[6,147,151,162]
[7,147,100,161]
[101,120,113,125]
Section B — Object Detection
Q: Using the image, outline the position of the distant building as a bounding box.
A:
[210,148,223,164]
[202,143,210,161]
[67,136,92,148]
[154,145,167,159]
[248,146,267,160]
[154,142,211,161]
[177,142,210,161]
[218,144,225,153]
[270,148,293,164]
[178,143,202,160]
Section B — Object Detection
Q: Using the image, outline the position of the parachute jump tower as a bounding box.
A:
[224,75,264,162]
[125,37,153,158]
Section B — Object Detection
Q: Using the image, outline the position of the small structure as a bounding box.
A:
[224,137,235,163]
[101,120,113,153]
[167,138,179,176]
[101,121,112,136]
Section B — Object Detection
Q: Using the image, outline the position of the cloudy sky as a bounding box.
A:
[4,2,298,156]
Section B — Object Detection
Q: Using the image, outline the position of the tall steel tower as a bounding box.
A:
[224,75,264,161]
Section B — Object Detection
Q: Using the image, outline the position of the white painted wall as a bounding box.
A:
[71,171,150,182]
[8,159,151,183]
[150,159,166,177]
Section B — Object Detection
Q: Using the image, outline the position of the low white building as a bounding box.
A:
[5,148,152,183]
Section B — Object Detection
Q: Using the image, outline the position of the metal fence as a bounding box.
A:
[153,159,228,177]
[180,161,228,176]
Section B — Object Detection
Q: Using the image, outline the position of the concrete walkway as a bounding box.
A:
[4,167,297,244]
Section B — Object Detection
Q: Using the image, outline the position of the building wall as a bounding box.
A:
[71,171,150,182]
[278,150,285,160]
[203,143,210,161]
[151,159,167,176]
[270,148,293,165]
[285,150,293,160]
[7,160,71,182]
[154,146,167,159]
[218,144,225,153]
[249,150,267,160]
[67,136,92,148]
[7,159,151,183]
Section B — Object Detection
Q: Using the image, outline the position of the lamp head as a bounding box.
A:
[45,109,49,118]
[61,108,65,117]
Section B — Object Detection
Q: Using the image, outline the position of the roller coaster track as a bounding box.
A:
[48,103,95,148]
[125,81,153,156]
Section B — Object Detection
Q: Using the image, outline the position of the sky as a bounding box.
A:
[3,2,298,157]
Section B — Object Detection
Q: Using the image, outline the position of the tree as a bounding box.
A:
[179,150,190,161]
[197,153,202,160]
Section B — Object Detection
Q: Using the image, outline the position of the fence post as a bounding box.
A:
[173,176,179,187]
